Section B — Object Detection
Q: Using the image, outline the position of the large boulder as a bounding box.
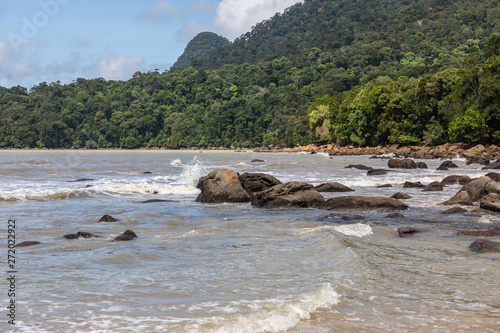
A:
[443,175,500,205]
[315,182,354,192]
[479,193,500,212]
[319,196,408,211]
[196,169,252,203]
[239,173,282,193]
[251,181,325,208]
[388,158,417,169]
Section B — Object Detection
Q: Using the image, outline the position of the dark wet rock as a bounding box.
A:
[325,213,365,221]
[416,162,428,169]
[482,162,500,170]
[436,165,449,171]
[385,212,405,218]
[458,230,500,236]
[403,181,426,188]
[388,158,417,169]
[441,175,471,186]
[251,159,265,162]
[68,178,95,182]
[64,231,100,239]
[99,214,117,222]
[423,181,444,191]
[345,164,373,170]
[315,182,354,193]
[438,160,459,169]
[376,184,393,188]
[443,190,473,206]
[391,192,411,200]
[486,173,500,182]
[239,173,282,194]
[142,171,152,174]
[469,239,500,253]
[251,181,325,209]
[466,156,490,165]
[319,196,408,211]
[16,241,41,247]
[441,207,468,214]
[397,227,427,238]
[367,169,390,176]
[196,169,252,203]
[479,193,500,212]
[113,230,137,241]
[142,199,174,203]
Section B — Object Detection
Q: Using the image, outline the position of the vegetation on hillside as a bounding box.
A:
[170,32,229,71]
[0,0,499,149]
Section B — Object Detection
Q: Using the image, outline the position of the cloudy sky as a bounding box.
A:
[0,0,303,89]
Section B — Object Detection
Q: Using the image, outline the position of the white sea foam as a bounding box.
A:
[295,224,373,238]
[171,159,182,167]
[179,157,206,187]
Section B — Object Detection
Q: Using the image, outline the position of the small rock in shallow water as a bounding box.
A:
[64,231,100,239]
[16,241,41,247]
[391,192,411,200]
[469,239,500,253]
[113,230,137,241]
[397,227,426,238]
[385,212,405,218]
[441,207,468,214]
[98,214,117,222]
[458,230,500,237]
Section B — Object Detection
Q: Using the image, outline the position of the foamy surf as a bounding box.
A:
[295,224,373,237]
[181,283,340,333]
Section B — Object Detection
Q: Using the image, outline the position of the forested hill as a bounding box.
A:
[0,0,499,149]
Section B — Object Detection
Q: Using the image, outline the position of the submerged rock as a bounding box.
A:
[345,164,373,170]
[16,241,41,247]
[458,230,500,236]
[469,239,500,253]
[251,159,265,162]
[142,199,174,203]
[319,196,408,211]
[367,169,390,176]
[196,169,252,203]
[64,231,100,239]
[397,227,427,238]
[251,181,325,209]
[315,182,354,193]
[113,230,137,241]
[385,212,406,218]
[441,207,468,214]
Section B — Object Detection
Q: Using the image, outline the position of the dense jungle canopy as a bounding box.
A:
[1,0,499,148]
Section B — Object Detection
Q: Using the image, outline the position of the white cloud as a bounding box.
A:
[135,0,182,23]
[176,22,210,42]
[214,0,303,40]
[98,52,145,80]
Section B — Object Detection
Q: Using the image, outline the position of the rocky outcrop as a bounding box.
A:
[486,172,500,182]
[239,173,282,194]
[440,175,471,186]
[391,192,411,199]
[388,158,417,169]
[438,160,458,169]
[251,181,325,208]
[315,182,354,192]
[64,231,100,239]
[423,181,444,191]
[479,193,500,212]
[196,169,252,203]
[319,196,408,211]
[469,239,500,253]
[99,214,117,222]
[113,230,137,241]
[444,175,500,207]
[16,241,41,247]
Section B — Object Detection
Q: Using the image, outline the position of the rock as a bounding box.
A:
[16,241,41,247]
[345,164,373,170]
[441,175,471,186]
[486,173,500,182]
[443,190,473,206]
[479,193,500,212]
[142,199,173,203]
[367,169,390,176]
[99,214,117,222]
[416,162,428,169]
[142,171,152,174]
[64,231,100,239]
[391,192,411,200]
[325,213,365,221]
[68,178,95,182]
[438,160,458,169]
[482,162,500,170]
[423,181,444,191]
[385,212,405,218]
[469,239,500,253]
[388,158,417,169]
[315,182,354,192]
[466,156,490,165]
[441,207,468,214]
[445,176,493,205]
[403,181,425,188]
[437,165,449,171]
[113,230,137,241]
[251,181,325,209]
[196,169,252,203]
[397,227,426,238]
[239,173,282,193]
[319,196,408,211]
[457,230,500,236]
[251,159,265,162]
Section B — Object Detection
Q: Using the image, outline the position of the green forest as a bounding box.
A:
[0,0,499,149]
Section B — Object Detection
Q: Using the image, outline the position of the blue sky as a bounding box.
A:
[0,0,303,89]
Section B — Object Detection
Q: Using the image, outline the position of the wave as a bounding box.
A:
[295,224,373,238]
[181,283,340,333]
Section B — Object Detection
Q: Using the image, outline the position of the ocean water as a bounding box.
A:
[1,149,499,332]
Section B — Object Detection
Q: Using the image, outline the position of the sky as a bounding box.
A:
[0,0,303,89]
